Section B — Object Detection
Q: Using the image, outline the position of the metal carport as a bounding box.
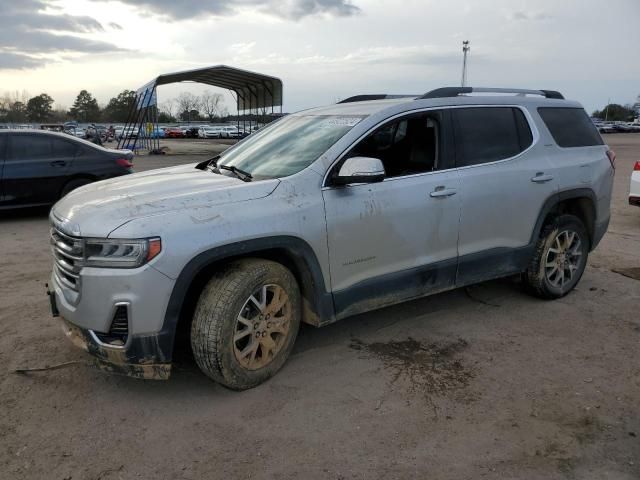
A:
[118,65,283,151]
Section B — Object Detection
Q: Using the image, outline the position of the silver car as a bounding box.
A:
[48,87,614,389]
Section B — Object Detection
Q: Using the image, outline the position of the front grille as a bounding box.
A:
[50,227,84,292]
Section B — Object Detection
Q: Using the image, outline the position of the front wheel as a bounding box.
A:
[191,259,301,390]
[523,214,589,299]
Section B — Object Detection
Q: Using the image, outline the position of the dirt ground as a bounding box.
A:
[1,135,639,480]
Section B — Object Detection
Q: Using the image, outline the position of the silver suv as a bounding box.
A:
[48,87,615,389]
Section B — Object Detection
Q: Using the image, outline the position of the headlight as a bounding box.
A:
[83,237,162,268]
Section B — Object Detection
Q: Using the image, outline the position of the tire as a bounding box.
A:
[191,259,301,390]
[523,214,589,299]
[60,178,92,198]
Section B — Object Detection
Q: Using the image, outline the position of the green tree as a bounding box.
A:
[6,101,27,123]
[592,104,635,122]
[69,90,101,122]
[158,111,175,123]
[26,93,54,122]
[103,90,136,122]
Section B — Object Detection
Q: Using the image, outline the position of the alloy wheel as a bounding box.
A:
[545,229,583,288]
[233,284,291,370]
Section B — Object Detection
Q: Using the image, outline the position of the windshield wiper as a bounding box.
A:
[218,164,253,182]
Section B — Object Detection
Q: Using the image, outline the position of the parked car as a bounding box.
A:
[185,126,200,138]
[117,126,139,140]
[198,126,224,138]
[630,160,640,207]
[220,125,243,138]
[0,130,133,209]
[140,126,165,139]
[48,87,613,389]
[164,127,185,138]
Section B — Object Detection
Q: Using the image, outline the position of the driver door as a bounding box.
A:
[322,109,461,319]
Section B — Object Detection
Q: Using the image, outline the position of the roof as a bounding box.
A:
[298,87,580,117]
[138,65,283,110]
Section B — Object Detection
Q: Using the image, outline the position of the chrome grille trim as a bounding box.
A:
[50,226,84,292]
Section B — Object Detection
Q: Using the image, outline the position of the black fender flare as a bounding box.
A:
[157,236,335,361]
[530,188,597,245]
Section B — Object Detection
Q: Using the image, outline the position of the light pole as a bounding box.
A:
[461,40,470,87]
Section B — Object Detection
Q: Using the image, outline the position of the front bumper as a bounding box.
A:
[59,315,172,380]
[48,271,175,380]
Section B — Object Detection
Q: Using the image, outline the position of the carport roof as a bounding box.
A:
[138,65,283,111]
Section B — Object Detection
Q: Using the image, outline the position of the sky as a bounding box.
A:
[0,0,638,114]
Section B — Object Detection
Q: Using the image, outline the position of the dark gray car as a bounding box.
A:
[0,130,133,209]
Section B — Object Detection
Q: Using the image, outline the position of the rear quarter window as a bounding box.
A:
[51,138,79,158]
[537,107,603,148]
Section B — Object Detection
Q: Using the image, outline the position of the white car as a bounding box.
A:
[198,126,223,139]
[631,160,640,207]
[220,126,242,138]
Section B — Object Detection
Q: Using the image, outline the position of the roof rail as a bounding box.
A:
[338,94,418,104]
[419,87,564,100]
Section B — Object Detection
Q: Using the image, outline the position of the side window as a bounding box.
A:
[51,138,78,158]
[347,111,445,178]
[537,107,603,148]
[453,107,532,167]
[8,135,52,160]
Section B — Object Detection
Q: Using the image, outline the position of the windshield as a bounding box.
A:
[218,114,364,179]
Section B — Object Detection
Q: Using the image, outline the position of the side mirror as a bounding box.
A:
[333,156,385,185]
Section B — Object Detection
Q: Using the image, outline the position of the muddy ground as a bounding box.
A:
[1,135,639,480]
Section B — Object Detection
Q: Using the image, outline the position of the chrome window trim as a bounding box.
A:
[321,104,540,189]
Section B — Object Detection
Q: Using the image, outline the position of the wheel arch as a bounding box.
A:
[531,188,597,249]
[161,236,335,360]
[58,174,98,198]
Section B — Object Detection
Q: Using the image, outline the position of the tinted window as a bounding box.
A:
[51,138,77,158]
[347,111,445,178]
[453,107,532,167]
[9,135,52,160]
[538,107,603,148]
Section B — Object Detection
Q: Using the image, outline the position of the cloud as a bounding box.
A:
[232,45,470,68]
[0,51,42,69]
[89,0,360,20]
[108,22,123,30]
[0,0,125,70]
[510,11,553,22]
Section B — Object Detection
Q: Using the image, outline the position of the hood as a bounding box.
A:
[52,163,279,237]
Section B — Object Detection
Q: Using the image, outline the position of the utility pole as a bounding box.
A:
[461,40,470,87]
[605,97,611,121]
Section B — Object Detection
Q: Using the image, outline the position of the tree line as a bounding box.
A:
[0,89,230,124]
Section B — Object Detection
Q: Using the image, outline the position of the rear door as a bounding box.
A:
[452,106,558,285]
[2,133,74,206]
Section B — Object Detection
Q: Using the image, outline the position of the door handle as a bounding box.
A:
[430,186,457,198]
[50,160,66,167]
[531,173,554,183]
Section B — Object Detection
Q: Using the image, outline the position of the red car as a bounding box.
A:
[164,127,185,138]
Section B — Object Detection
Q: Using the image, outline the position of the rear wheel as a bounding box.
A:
[60,178,92,198]
[191,259,301,390]
[523,214,589,299]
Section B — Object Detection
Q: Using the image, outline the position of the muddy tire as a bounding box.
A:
[191,259,301,390]
[523,214,589,299]
[60,178,92,198]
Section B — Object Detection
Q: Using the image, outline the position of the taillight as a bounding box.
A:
[116,158,133,168]
[634,161,640,172]
[606,150,616,170]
